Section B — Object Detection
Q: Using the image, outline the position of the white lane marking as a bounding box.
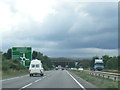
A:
[21,83,32,89]
[66,71,86,90]
[2,75,28,81]
[42,77,45,78]
[20,75,48,89]
[19,73,51,89]
[34,79,41,83]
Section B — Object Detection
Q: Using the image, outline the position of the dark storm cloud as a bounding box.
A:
[2,1,118,57]
[28,2,117,49]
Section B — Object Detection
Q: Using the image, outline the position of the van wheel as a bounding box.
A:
[30,74,33,77]
[40,74,44,76]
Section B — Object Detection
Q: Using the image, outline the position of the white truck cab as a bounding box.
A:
[29,59,44,76]
[94,59,104,71]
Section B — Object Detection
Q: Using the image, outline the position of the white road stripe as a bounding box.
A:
[20,75,48,89]
[2,75,28,81]
[34,79,41,83]
[21,83,32,89]
[66,71,86,90]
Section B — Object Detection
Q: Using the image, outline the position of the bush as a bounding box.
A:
[10,59,27,70]
[2,59,27,72]
[2,60,10,71]
[43,64,49,71]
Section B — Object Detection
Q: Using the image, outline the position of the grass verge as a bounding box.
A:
[0,71,2,79]
[69,70,118,88]
[104,69,120,73]
[2,69,28,79]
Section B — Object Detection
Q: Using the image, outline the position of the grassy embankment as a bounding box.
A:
[0,71,2,79]
[2,69,28,79]
[105,69,120,73]
[69,70,118,88]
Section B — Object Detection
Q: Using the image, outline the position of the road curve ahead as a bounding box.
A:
[2,70,97,89]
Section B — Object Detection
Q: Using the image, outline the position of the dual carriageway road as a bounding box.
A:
[2,70,97,89]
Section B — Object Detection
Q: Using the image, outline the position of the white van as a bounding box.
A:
[29,59,44,76]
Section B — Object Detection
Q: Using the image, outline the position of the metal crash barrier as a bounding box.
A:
[72,69,120,81]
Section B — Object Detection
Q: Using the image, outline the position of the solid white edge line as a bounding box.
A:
[66,71,86,90]
[2,75,28,81]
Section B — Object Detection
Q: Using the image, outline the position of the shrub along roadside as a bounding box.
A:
[2,69,28,79]
[2,59,28,79]
[2,59,27,72]
[69,70,118,88]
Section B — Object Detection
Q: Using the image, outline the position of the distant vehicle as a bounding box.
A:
[71,68,77,70]
[29,59,44,77]
[55,67,58,70]
[78,68,83,70]
[55,65,65,70]
[58,65,62,70]
[61,67,64,70]
[94,59,104,71]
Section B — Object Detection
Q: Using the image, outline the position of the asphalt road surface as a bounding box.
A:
[2,70,97,89]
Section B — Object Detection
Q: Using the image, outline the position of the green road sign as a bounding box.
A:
[12,47,32,67]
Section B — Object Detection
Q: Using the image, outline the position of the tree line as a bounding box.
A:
[2,48,119,72]
[90,55,118,70]
[51,55,119,70]
[2,48,53,72]
[32,51,53,70]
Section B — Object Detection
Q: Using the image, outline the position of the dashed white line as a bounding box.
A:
[42,76,45,78]
[66,71,86,90]
[20,75,48,89]
[21,83,32,89]
[34,79,41,83]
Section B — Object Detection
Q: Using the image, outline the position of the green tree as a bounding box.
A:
[102,55,110,68]
[2,49,12,60]
[32,51,38,59]
[2,60,9,71]
[6,49,12,59]
[36,52,44,60]
[32,51,53,70]
[105,56,118,70]
[90,56,99,69]
[2,53,7,60]
[80,60,91,69]
[118,56,120,70]
[43,55,52,69]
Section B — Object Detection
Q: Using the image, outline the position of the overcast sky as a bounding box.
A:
[0,0,118,58]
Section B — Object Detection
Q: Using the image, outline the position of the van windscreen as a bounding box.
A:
[32,64,35,68]
[36,64,39,68]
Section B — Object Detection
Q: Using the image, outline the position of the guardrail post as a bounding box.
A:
[99,74,100,76]
[114,77,116,81]
[108,76,110,79]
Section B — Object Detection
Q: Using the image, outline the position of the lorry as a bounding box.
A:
[29,59,44,77]
[94,59,104,71]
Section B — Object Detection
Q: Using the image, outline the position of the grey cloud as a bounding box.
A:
[33,2,117,49]
[2,1,118,57]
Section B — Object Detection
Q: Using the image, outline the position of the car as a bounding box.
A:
[78,68,83,70]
